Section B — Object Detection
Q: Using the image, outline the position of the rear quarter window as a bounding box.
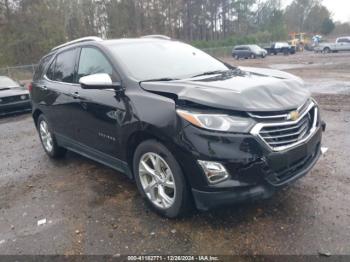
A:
[33,54,54,81]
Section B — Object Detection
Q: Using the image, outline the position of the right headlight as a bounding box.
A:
[176,109,255,133]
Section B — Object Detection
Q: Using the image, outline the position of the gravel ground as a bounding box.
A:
[0,52,349,255]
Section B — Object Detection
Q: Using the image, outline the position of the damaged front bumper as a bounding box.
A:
[176,120,324,211]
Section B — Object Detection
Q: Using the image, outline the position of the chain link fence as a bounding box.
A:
[0,64,37,82]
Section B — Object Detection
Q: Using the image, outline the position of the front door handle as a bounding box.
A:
[71,92,80,99]
[39,85,48,91]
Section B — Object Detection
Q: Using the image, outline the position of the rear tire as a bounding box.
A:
[250,53,256,59]
[37,115,66,158]
[133,140,192,218]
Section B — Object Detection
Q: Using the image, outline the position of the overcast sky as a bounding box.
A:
[282,0,350,22]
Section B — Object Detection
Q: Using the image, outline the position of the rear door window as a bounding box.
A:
[46,48,78,83]
[337,38,350,43]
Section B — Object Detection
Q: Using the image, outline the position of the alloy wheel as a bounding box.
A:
[39,120,53,153]
[138,153,176,209]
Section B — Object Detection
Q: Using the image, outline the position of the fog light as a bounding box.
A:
[20,95,27,100]
[198,160,229,184]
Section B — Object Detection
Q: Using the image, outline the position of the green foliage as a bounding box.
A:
[321,18,335,35]
[0,0,336,67]
[191,30,287,49]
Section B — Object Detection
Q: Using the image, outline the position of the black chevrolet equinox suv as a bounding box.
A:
[31,36,325,218]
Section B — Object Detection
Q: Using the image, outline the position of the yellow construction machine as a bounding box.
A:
[288,32,312,51]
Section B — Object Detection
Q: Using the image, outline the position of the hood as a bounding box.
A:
[140,67,310,112]
[0,87,29,98]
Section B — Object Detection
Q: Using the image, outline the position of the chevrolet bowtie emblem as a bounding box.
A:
[288,111,300,121]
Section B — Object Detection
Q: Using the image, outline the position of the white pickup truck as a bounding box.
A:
[314,36,350,53]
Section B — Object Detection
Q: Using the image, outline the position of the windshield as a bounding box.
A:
[106,41,229,81]
[0,76,19,88]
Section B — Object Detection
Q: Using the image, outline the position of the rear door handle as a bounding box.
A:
[71,92,80,99]
[38,85,48,91]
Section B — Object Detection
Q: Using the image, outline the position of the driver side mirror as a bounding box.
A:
[79,73,122,90]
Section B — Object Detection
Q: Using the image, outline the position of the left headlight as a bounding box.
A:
[176,109,255,133]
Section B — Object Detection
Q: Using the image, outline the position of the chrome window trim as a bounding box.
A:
[43,75,80,87]
[51,37,102,51]
[248,112,289,119]
[250,101,318,152]
[43,75,115,92]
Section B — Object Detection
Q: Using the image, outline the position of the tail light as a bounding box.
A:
[28,82,33,92]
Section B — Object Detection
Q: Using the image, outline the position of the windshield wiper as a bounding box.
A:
[141,77,179,83]
[191,70,229,78]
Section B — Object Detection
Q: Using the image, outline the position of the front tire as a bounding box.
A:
[133,140,192,218]
[37,115,66,158]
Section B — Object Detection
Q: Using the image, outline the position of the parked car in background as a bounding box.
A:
[264,42,296,55]
[31,36,324,218]
[314,36,350,53]
[232,45,267,59]
[0,76,31,116]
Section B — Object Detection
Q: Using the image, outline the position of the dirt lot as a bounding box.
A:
[0,52,349,256]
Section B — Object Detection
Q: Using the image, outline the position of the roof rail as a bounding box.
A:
[51,36,103,51]
[141,35,171,40]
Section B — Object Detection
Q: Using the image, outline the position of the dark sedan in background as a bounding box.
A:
[264,42,296,55]
[0,76,31,116]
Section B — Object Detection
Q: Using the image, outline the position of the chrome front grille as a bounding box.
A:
[250,101,318,151]
[260,112,312,147]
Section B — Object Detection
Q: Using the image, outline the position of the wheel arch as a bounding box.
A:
[126,129,195,211]
[126,130,179,175]
[125,129,192,185]
[32,109,43,127]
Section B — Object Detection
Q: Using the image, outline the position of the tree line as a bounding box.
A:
[0,0,345,66]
